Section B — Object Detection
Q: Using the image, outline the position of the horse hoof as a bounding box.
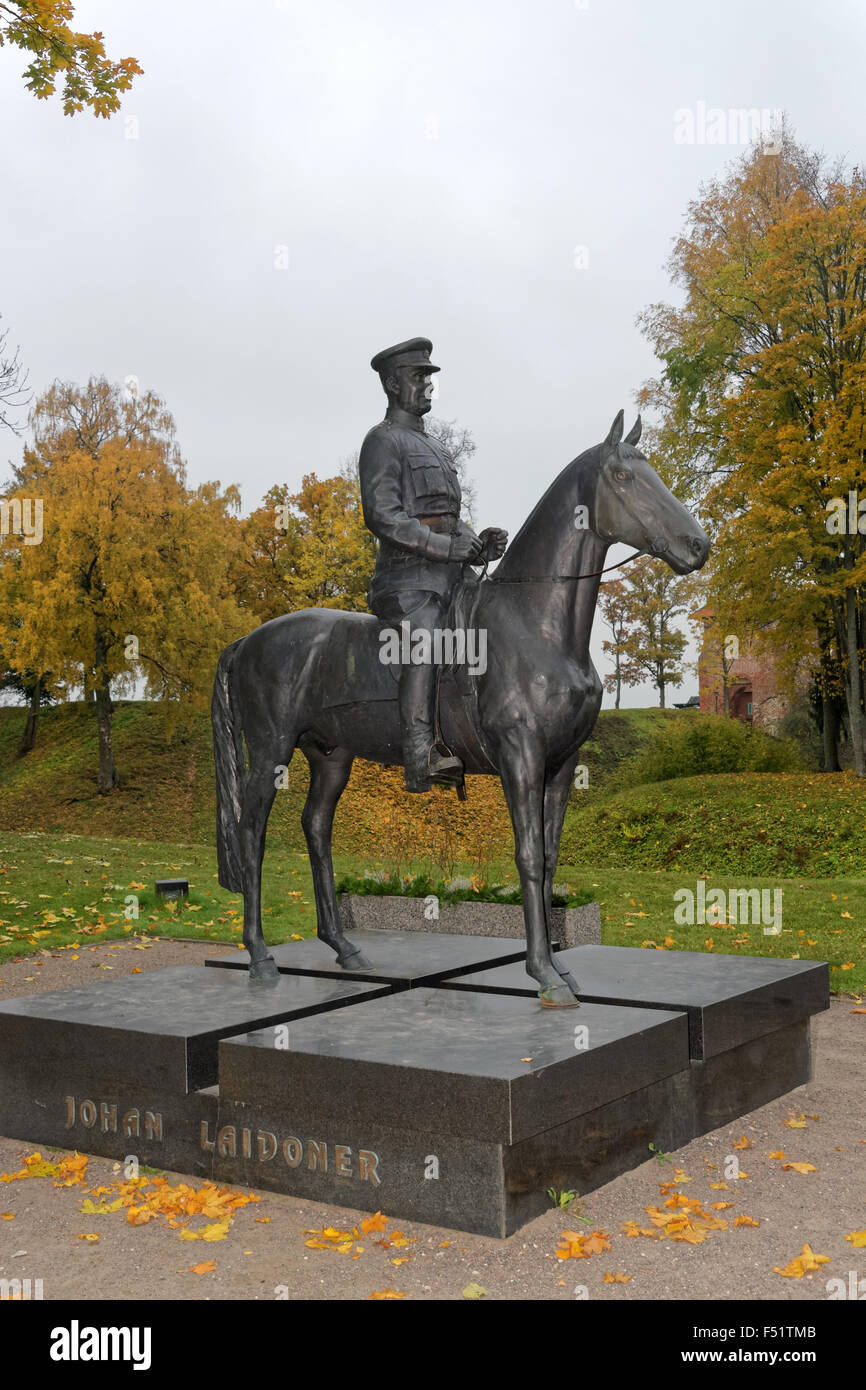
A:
[538,981,581,1008]
[249,956,279,981]
[554,966,581,994]
[338,948,371,971]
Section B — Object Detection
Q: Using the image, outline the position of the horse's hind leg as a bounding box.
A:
[239,757,281,980]
[301,744,371,970]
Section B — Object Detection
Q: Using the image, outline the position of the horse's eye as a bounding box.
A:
[614,468,632,483]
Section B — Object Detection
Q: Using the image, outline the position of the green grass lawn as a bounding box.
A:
[1,831,862,995]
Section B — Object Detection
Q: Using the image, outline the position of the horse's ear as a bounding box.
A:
[624,414,642,446]
[605,409,624,448]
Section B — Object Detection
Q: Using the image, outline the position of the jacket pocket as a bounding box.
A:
[407,453,447,505]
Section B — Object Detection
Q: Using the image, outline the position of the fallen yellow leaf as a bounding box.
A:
[773,1244,830,1278]
[359,1211,388,1235]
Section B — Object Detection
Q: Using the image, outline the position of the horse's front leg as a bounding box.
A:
[497,732,579,1007]
[542,755,583,994]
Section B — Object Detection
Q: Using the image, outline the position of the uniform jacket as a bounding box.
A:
[359,404,475,606]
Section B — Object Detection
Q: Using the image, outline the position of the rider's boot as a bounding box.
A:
[400,663,464,792]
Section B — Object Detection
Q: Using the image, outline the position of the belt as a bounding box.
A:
[417,514,460,534]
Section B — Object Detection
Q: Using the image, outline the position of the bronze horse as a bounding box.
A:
[212,410,709,1005]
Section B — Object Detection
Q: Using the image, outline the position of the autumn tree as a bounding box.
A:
[0,378,245,792]
[0,316,31,433]
[597,577,640,708]
[638,126,866,772]
[233,473,376,624]
[0,619,56,755]
[0,1,141,116]
[618,557,691,708]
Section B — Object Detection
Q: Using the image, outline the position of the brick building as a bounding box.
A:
[692,607,794,734]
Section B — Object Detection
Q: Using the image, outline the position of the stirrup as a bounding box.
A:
[427,748,463,785]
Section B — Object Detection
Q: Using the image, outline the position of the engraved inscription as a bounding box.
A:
[199,1122,381,1185]
[63,1096,163,1143]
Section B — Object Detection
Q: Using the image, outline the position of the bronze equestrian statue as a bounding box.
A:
[212,342,709,1006]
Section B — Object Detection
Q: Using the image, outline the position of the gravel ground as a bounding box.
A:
[0,938,863,1302]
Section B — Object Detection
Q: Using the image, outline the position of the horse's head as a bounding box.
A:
[593,410,709,574]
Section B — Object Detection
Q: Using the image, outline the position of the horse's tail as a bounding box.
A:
[211,638,246,892]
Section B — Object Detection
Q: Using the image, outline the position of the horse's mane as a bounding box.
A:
[492,442,603,578]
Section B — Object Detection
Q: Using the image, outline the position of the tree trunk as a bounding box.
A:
[821,694,841,773]
[95,682,119,793]
[844,590,866,776]
[17,677,42,756]
[614,653,621,710]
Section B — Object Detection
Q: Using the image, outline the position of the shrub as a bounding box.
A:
[334,870,593,908]
[628,714,802,786]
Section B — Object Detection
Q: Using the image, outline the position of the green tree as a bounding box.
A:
[619,557,691,708]
[598,577,640,709]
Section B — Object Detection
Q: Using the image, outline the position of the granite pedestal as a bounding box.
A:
[0,945,831,1237]
[439,946,830,1141]
[204,929,529,987]
[437,946,829,1059]
[211,989,690,1235]
[0,966,389,1177]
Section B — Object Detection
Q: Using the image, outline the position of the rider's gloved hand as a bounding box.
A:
[449,532,484,563]
[478,527,509,561]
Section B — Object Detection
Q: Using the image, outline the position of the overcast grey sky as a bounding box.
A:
[3,0,865,705]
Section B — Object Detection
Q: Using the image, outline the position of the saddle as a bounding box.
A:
[318,571,497,786]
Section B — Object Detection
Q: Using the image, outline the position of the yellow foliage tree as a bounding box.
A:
[0,378,245,792]
[233,473,376,623]
[639,128,866,773]
[0,1,141,116]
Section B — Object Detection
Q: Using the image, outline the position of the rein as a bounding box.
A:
[484,549,644,584]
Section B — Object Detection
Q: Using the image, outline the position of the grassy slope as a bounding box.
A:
[561,771,866,877]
